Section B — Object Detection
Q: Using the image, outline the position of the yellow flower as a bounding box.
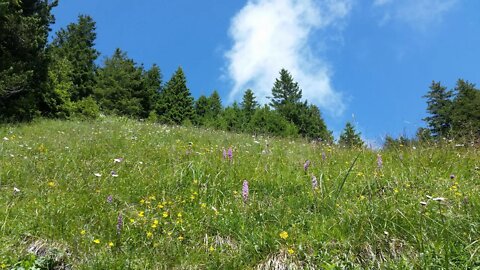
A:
[359,195,365,200]
[162,211,169,218]
[80,230,86,235]
[394,188,399,194]
[279,231,289,240]
[356,172,364,177]
[151,224,157,228]
[93,239,100,244]
[177,213,182,218]
[146,232,153,238]
[193,179,198,184]
[140,199,145,204]
[209,246,215,252]
[288,248,295,254]
[153,219,159,225]
[178,236,184,241]
[167,232,173,236]
[233,190,238,195]
[138,211,144,217]
[47,181,56,187]
[130,218,135,223]
[157,203,164,209]
[149,195,156,201]
[190,195,195,200]
[108,242,114,247]
[1,263,6,269]
[200,203,207,208]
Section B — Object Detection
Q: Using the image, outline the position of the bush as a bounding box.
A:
[73,96,100,119]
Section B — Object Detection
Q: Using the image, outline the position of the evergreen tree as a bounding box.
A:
[95,48,145,117]
[141,64,162,118]
[208,90,222,118]
[423,81,453,138]
[241,89,258,122]
[270,68,303,124]
[0,0,58,120]
[157,67,194,124]
[338,122,363,147]
[49,15,99,101]
[299,104,333,142]
[219,102,242,132]
[250,105,298,137]
[450,79,480,140]
[194,95,209,125]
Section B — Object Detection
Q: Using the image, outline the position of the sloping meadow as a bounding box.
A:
[0,117,479,269]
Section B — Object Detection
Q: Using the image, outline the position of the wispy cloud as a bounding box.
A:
[225,0,351,116]
[373,0,458,30]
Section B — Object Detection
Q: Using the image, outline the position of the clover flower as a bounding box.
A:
[107,195,113,203]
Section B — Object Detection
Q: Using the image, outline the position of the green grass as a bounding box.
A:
[0,117,479,269]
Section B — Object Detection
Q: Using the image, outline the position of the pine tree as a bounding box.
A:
[157,67,194,124]
[141,64,162,118]
[338,122,363,147]
[300,104,333,142]
[423,81,453,138]
[194,95,209,125]
[0,0,58,120]
[49,15,99,101]
[208,90,222,118]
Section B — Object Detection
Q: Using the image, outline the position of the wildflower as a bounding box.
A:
[377,154,383,169]
[178,236,184,241]
[162,211,169,218]
[47,181,55,187]
[146,232,153,238]
[140,199,145,204]
[177,213,182,218]
[209,246,215,252]
[394,188,399,194]
[450,174,455,180]
[321,152,326,161]
[153,219,159,225]
[222,148,227,159]
[113,158,123,163]
[288,248,295,255]
[117,213,123,235]
[242,180,249,203]
[279,231,289,240]
[303,160,310,171]
[311,176,318,190]
[108,242,114,247]
[420,201,427,206]
[80,230,86,235]
[13,187,20,194]
[138,211,144,217]
[433,197,446,202]
[107,195,113,203]
[359,195,365,200]
[157,203,164,209]
[110,171,119,177]
[93,239,100,244]
[227,147,233,160]
[129,218,135,223]
[2,137,8,141]
[94,173,102,177]
[200,203,207,208]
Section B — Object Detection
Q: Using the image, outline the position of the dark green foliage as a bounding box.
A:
[298,104,333,142]
[450,79,480,141]
[218,102,242,131]
[141,64,162,118]
[95,49,145,117]
[73,96,100,119]
[49,15,99,101]
[208,90,222,117]
[194,95,209,125]
[250,105,298,137]
[241,89,258,123]
[157,67,194,124]
[423,81,453,138]
[44,57,74,118]
[0,0,58,120]
[339,122,363,148]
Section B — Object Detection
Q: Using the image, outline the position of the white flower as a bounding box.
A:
[420,201,427,206]
[94,173,102,177]
[432,197,446,202]
[426,195,432,199]
[13,187,20,193]
[113,158,123,163]
[3,137,9,141]
[111,171,119,177]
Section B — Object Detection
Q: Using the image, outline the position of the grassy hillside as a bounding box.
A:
[0,117,479,269]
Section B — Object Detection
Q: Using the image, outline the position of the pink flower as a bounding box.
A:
[242,180,249,203]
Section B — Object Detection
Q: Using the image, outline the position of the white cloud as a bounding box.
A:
[373,0,458,30]
[225,0,351,116]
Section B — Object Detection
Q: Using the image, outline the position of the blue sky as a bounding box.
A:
[50,0,480,145]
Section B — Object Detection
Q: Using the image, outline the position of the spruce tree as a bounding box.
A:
[194,95,209,125]
[450,79,480,140]
[49,15,99,101]
[0,0,58,120]
[141,64,162,118]
[338,122,363,147]
[208,90,222,118]
[157,67,194,124]
[241,89,258,122]
[423,81,453,139]
[95,49,144,117]
[270,69,302,124]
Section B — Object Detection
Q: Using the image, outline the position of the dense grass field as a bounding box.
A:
[0,117,479,269]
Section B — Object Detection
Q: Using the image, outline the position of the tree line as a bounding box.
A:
[2,1,478,147]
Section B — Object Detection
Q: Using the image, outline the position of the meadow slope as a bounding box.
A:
[0,118,479,269]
